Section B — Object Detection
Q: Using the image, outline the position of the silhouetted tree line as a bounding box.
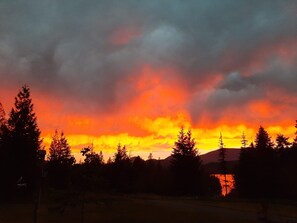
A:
[0,86,220,201]
[2,86,297,201]
[44,128,221,196]
[235,124,297,199]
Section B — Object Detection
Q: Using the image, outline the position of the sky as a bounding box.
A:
[0,0,296,161]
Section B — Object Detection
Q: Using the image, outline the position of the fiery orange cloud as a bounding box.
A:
[32,66,191,160]
[249,100,273,117]
[1,1,297,165]
[1,63,296,162]
[119,66,189,117]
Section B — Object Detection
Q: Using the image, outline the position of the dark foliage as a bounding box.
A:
[0,87,222,203]
[235,124,297,199]
[81,146,104,167]
[0,102,12,199]
[47,130,75,189]
[71,146,107,193]
[171,127,206,195]
[275,134,291,151]
[4,85,297,201]
[0,86,42,198]
[255,126,274,150]
[109,144,132,192]
[235,126,276,197]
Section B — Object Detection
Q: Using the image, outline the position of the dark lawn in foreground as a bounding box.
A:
[1,195,297,223]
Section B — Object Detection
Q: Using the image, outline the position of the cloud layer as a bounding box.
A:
[0,0,296,156]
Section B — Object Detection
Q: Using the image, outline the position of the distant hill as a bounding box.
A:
[145,148,241,170]
[200,148,240,164]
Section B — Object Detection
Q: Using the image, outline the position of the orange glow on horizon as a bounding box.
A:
[42,121,295,162]
[0,64,296,162]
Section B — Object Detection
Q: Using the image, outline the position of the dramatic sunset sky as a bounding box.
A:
[0,1,296,161]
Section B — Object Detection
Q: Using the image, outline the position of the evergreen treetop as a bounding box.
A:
[293,120,297,148]
[2,85,43,191]
[48,130,75,165]
[114,144,129,163]
[171,127,204,195]
[275,134,291,150]
[81,146,104,166]
[241,131,248,148]
[8,85,42,150]
[255,126,273,150]
[172,127,198,158]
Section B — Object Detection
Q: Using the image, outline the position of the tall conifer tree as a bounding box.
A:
[255,126,273,150]
[8,85,42,191]
[236,126,276,197]
[47,130,75,188]
[48,130,75,165]
[218,133,228,196]
[171,127,203,195]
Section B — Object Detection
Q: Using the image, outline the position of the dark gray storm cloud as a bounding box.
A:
[0,0,296,120]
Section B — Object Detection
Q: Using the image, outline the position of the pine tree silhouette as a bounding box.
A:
[48,130,75,164]
[171,127,204,195]
[7,85,42,192]
[218,133,228,196]
[111,144,131,192]
[241,131,248,149]
[255,126,273,150]
[275,134,290,150]
[236,126,276,198]
[47,130,75,188]
[81,145,104,166]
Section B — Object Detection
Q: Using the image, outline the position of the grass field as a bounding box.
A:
[0,194,297,223]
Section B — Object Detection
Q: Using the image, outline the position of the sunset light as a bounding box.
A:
[1,64,296,161]
[1,1,297,222]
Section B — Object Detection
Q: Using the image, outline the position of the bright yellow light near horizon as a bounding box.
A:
[194,125,295,152]
[193,125,253,151]
[43,133,174,161]
[42,120,296,162]
[131,115,191,136]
